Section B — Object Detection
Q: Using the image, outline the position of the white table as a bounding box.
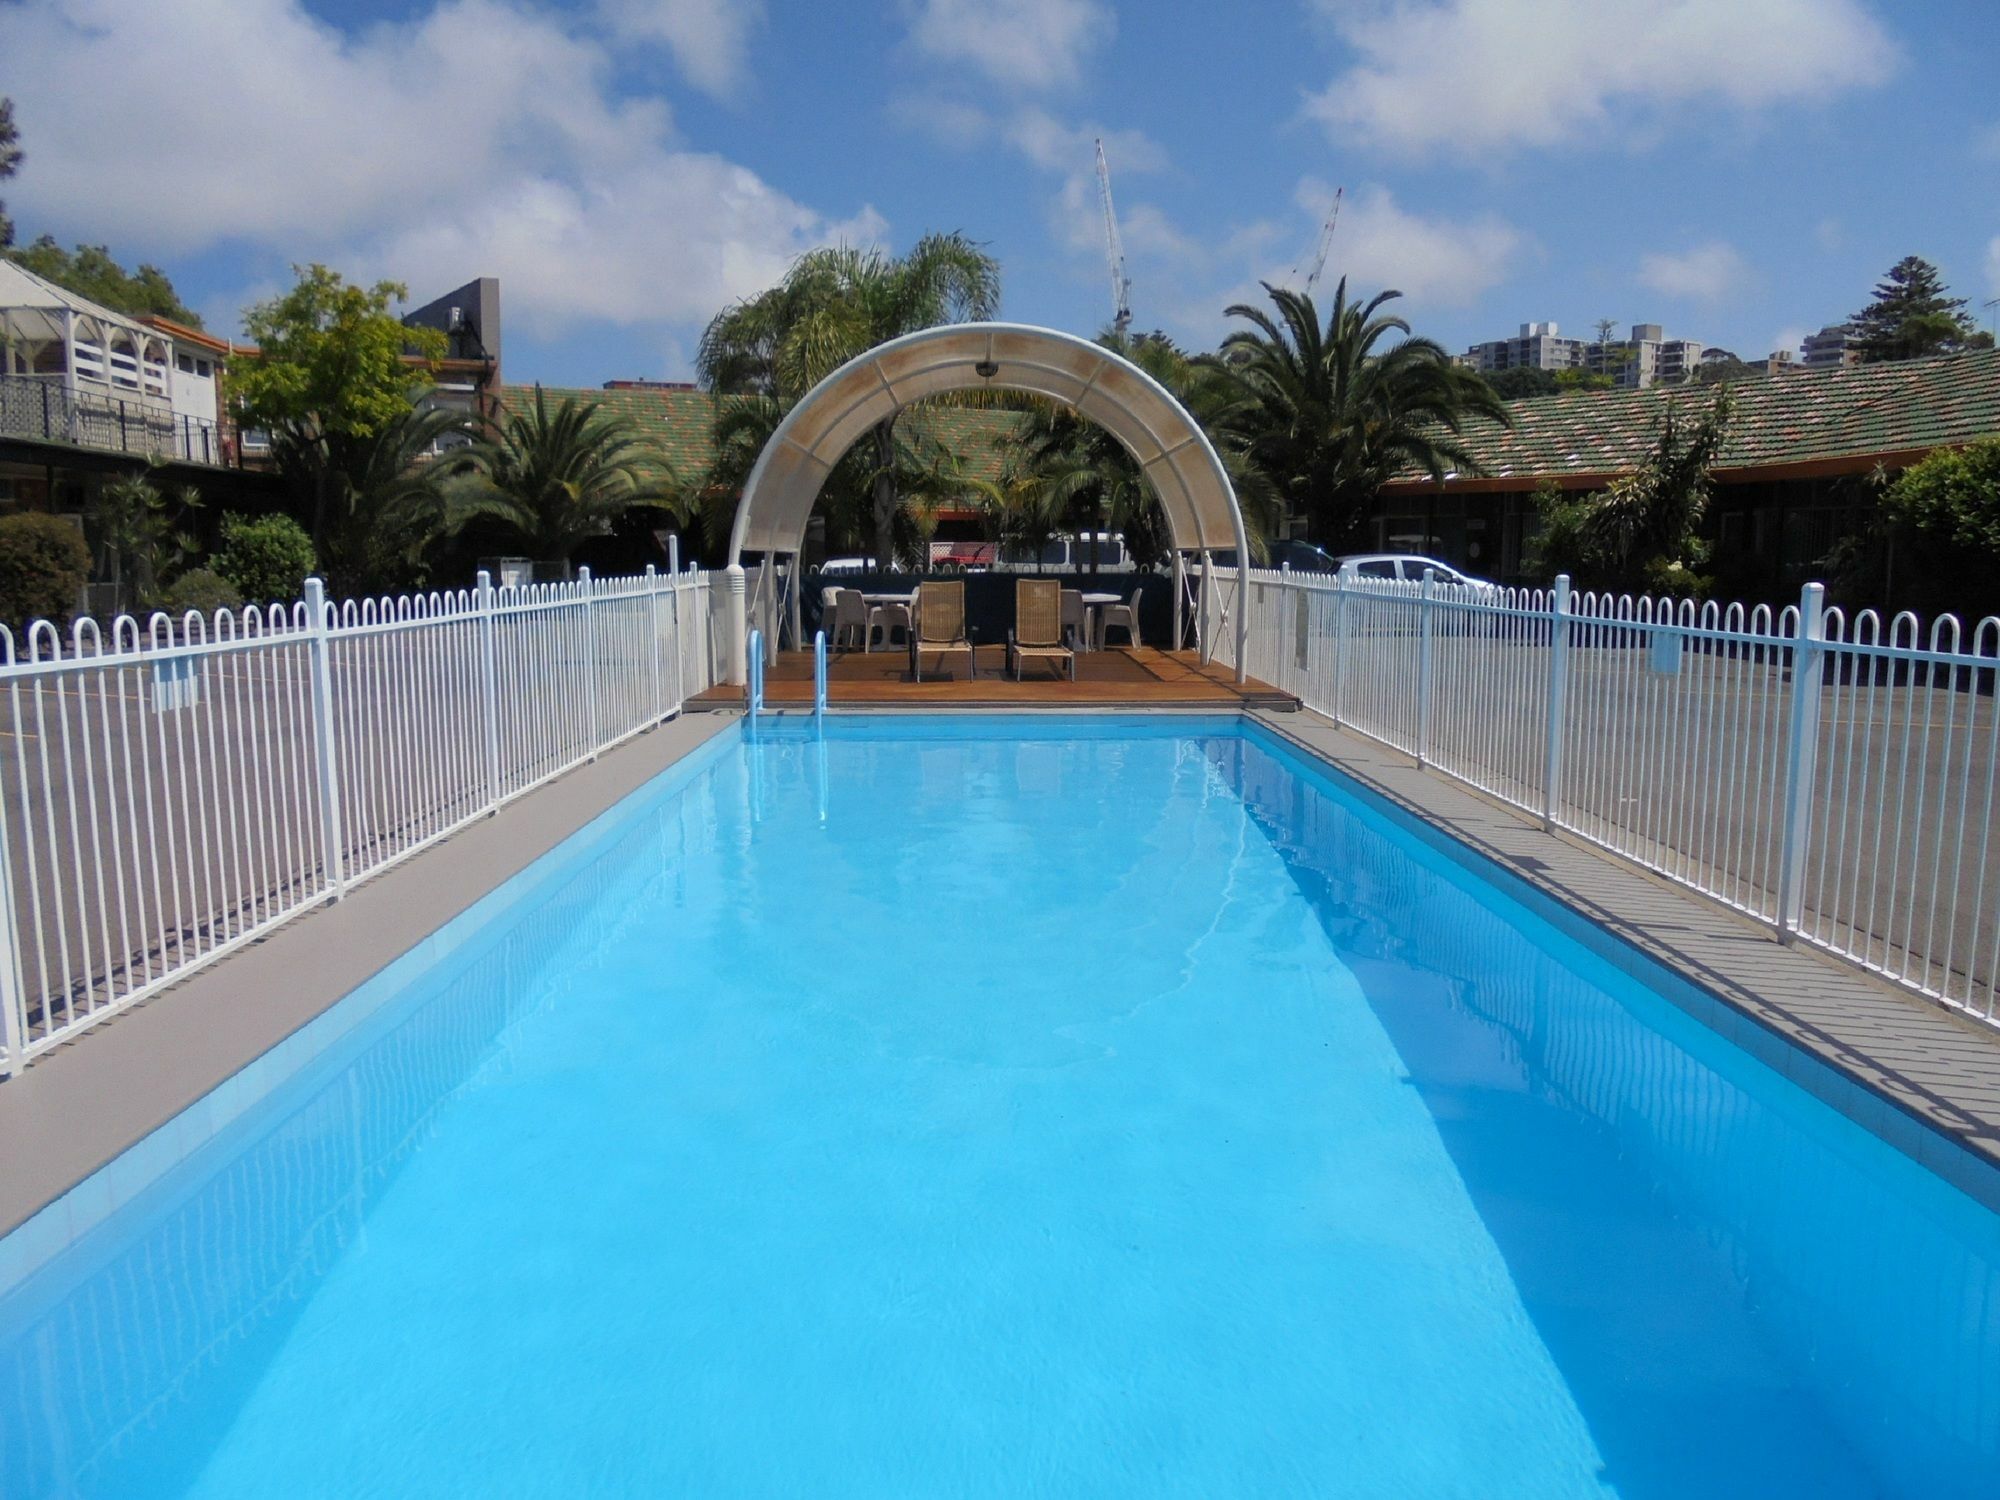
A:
[859,593,915,653]
[1080,591,1123,650]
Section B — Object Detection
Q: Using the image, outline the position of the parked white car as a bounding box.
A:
[1331,553,1498,595]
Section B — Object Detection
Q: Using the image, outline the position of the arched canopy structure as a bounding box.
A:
[723,322,1249,683]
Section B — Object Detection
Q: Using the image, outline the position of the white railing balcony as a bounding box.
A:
[0,373,233,467]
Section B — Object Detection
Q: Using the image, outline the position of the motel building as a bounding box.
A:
[1372,348,2000,602]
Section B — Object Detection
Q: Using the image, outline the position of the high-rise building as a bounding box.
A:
[1467,320,1709,388]
[1460,322,1589,374]
[1801,323,1860,368]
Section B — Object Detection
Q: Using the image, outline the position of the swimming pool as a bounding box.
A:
[0,714,1995,1496]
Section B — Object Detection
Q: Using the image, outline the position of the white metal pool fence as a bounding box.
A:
[1210,565,2000,1031]
[0,565,718,1075]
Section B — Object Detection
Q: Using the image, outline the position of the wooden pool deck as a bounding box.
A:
[688,646,1298,711]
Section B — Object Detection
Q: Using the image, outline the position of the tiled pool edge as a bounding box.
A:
[0,717,739,1295]
[1246,710,2000,1214]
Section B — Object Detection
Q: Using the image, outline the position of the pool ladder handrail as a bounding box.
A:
[813,629,827,720]
[747,628,765,720]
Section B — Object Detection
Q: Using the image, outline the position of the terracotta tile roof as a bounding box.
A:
[499,384,1023,485]
[1385,349,2000,489]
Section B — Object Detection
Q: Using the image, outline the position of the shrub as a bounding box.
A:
[1871,438,2000,621]
[0,512,92,635]
[214,512,316,605]
[156,567,242,618]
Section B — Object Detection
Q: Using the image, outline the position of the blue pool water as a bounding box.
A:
[1,716,1996,1497]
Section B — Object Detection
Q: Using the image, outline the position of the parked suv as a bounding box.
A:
[1331,553,1497,594]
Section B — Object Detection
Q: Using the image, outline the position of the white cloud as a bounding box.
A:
[0,0,879,343]
[600,0,765,100]
[1768,325,1807,360]
[1305,0,1897,156]
[904,0,1114,92]
[1296,181,1521,308]
[1637,241,1750,303]
[1007,109,1168,177]
[1121,181,1523,349]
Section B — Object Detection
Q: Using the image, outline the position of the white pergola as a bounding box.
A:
[0,260,172,406]
[722,321,1251,684]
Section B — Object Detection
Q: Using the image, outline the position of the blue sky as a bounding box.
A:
[5,0,1998,388]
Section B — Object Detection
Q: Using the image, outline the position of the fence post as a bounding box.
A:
[1331,574,1347,726]
[577,565,602,759]
[477,569,502,808]
[668,535,686,713]
[1171,550,1185,651]
[303,577,347,899]
[0,798,26,1078]
[644,563,664,723]
[1542,573,1572,831]
[1416,568,1436,767]
[1777,581,1827,939]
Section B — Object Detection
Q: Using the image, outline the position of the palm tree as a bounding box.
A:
[456,386,677,575]
[328,405,480,591]
[269,404,476,594]
[1004,332,1279,572]
[697,233,1000,563]
[1533,386,1734,595]
[1219,280,1508,550]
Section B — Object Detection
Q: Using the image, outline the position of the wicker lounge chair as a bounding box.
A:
[1009,579,1076,681]
[910,581,973,682]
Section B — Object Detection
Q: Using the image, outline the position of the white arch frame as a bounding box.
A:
[722,322,1250,684]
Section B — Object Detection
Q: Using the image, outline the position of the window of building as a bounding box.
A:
[196,359,212,378]
[177,353,195,374]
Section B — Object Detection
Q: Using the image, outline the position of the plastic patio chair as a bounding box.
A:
[1059,588,1087,651]
[867,601,911,653]
[909,581,973,681]
[1009,579,1076,681]
[825,589,868,651]
[1098,588,1142,649]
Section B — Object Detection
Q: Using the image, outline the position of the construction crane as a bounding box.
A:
[1094,138,1132,338]
[1293,186,1343,296]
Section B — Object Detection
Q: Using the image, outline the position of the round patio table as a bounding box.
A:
[1080,591,1123,651]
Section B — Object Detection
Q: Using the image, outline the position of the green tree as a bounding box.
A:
[1691,355,1763,386]
[5,238,202,325]
[1554,367,1617,392]
[1850,256,1993,362]
[454,386,677,575]
[232,265,447,553]
[1002,331,1276,571]
[0,97,20,248]
[1857,437,2000,620]
[307,405,479,594]
[0,512,89,632]
[1532,386,1734,595]
[697,234,1000,563]
[1485,366,1559,400]
[214,513,318,605]
[1218,279,1508,549]
[86,474,201,610]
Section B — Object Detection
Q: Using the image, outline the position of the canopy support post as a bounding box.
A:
[725,562,748,686]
